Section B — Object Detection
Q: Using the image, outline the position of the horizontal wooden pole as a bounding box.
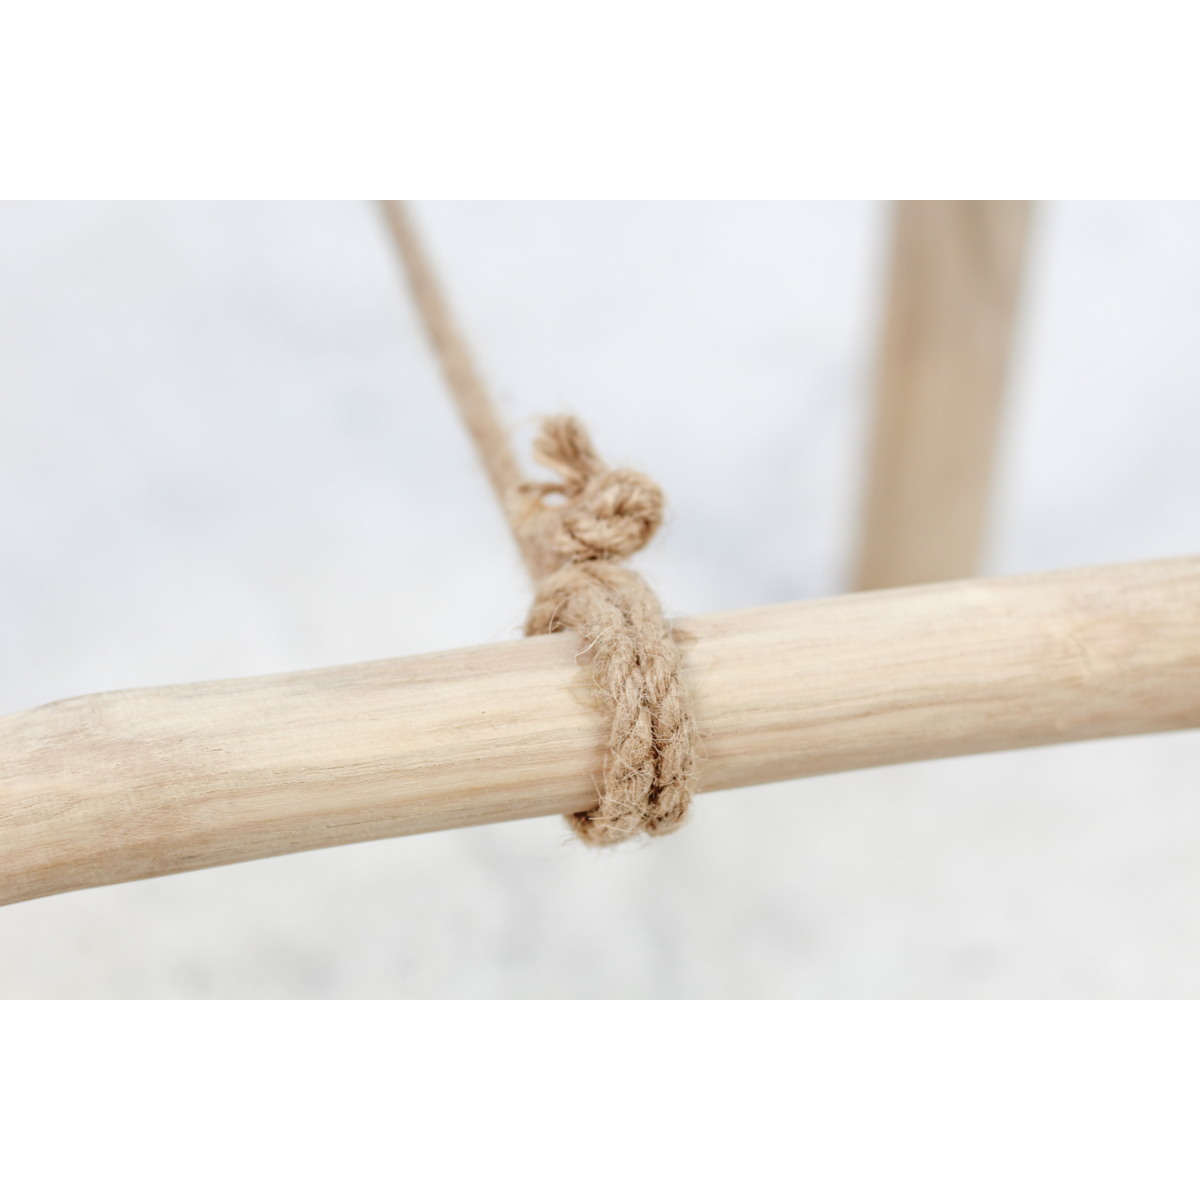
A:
[3,556,1200,907]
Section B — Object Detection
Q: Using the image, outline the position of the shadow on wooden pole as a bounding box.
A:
[853,200,1034,590]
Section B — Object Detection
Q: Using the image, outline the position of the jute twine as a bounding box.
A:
[381,201,698,844]
[516,416,696,842]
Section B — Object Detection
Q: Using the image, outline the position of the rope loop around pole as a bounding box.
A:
[380,201,697,845]
[515,415,665,578]
[517,417,697,845]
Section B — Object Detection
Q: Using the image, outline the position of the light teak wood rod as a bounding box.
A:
[3,555,1200,907]
[854,200,1034,590]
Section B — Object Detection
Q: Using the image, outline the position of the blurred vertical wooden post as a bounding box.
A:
[853,201,1034,590]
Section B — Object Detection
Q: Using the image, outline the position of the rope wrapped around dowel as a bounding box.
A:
[379,200,698,844]
[517,417,696,843]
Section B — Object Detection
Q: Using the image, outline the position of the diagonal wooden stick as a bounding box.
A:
[3,556,1199,906]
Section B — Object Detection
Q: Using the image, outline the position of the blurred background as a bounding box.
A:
[2,200,1200,997]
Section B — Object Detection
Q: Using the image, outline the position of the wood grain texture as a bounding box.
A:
[3,556,1200,907]
[854,200,1034,590]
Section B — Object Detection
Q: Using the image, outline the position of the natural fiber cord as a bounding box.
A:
[518,417,696,842]
[380,200,698,844]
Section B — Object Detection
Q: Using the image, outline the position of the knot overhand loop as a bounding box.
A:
[382,205,696,848]
[517,415,698,846]
[516,416,664,578]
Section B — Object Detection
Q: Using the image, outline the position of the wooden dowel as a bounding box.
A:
[853,200,1034,590]
[4,556,1200,907]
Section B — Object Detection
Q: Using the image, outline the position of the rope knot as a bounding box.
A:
[517,416,664,574]
[515,415,698,846]
[384,203,696,847]
[550,467,663,564]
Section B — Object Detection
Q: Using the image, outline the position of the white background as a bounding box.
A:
[3,199,1200,997]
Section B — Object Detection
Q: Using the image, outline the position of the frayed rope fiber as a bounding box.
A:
[380,200,698,844]
[516,417,698,844]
